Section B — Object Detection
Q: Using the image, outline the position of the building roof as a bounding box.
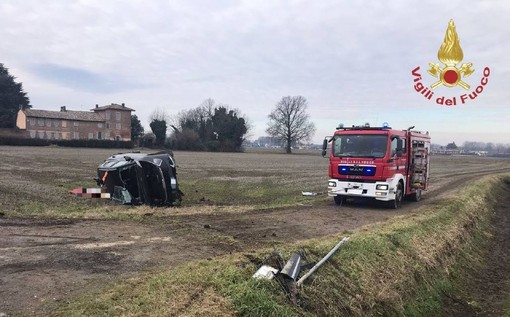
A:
[24,109,103,122]
[92,103,135,112]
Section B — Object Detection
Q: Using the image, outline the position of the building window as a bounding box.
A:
[97,131,102,140]
[105,131,110,140]
[29,118,35,126]
[116,136,121,141]
[115,123,121,130]
[62,120,67,128]
[54,133,60,140]
[37,119,44,126]
[74,121,79,126]
[73,132,80,139]
[29,130,36,138]
[105,122,110,129]
[115,112,121,121]
[106,111,111,120]
[53,120,59,128]
[88,132,93,139]
[38,131,45,139]
[46,131,52,139]
[97,123,103,128]
[46,119,52,127]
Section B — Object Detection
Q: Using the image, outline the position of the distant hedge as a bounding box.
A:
[0,137,49,146]
[0,137,133,149]
[54,139,133,148]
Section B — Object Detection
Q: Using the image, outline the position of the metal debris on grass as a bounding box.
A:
[252,237,351,305]
[252,265,279,280]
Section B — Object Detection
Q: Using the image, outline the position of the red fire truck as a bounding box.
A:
[322,123,430,208]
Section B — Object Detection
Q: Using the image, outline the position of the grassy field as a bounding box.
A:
[1,145,509,219]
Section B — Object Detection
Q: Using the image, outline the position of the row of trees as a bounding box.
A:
[436,141,510,154]
[462,141,510,154]
[134,96,316,153]
[142,99,249,152]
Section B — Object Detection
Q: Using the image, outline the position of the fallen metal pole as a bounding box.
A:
[296,237,350,287]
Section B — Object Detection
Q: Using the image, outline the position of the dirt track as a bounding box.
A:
[1,155,509,316]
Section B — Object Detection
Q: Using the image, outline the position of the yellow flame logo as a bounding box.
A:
[427,19,474,89]
[438,20,463,66]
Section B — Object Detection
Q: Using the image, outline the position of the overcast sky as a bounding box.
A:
[1,0,508,145]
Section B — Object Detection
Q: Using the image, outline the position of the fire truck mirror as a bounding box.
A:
[321,139,328,157]
[396,139,404,157]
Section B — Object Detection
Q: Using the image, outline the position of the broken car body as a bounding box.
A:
[97,151,182,206]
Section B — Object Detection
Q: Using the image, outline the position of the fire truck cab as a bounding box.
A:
[322,123,430,208]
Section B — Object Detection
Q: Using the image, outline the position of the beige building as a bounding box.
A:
[16,103,134,141]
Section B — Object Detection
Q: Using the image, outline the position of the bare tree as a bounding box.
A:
[150,107,169,122]
[266,96,316,154]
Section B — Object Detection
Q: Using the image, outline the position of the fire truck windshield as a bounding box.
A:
[332,134,388,158]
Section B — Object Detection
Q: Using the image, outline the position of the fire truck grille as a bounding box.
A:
[338,165,376,176]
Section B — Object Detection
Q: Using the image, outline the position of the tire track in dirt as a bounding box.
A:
[0,219,238,316]
[168,166,510,247]
[427,166,510,198]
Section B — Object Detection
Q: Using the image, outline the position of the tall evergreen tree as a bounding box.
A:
[446,142,458,150]
[0,63,31,128]
[210,107,247,151]
[131,114,144,142]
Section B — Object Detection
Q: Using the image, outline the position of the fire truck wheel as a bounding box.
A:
[388,182,403,209]
[410,189,422,202]
[334,195,345,206]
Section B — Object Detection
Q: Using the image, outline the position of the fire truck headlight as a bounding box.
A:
[376,184,389,190]
[328,181,337,187]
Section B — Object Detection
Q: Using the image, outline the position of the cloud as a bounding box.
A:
[30,63,145,94]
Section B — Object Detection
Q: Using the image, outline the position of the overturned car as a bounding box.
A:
[97,151,182,206]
